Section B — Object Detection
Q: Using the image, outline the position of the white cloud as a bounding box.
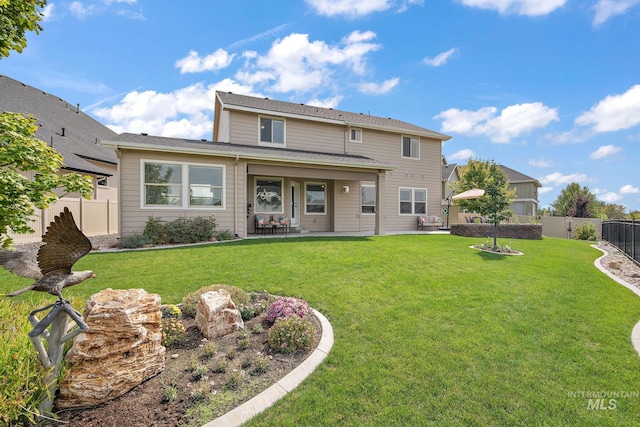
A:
[538,172,591,186]
[529,158,552,167]
[457,0,567,16]
[93,80,256,139]
[306,95,344,109]
[594,188,622,203]
[423,48,458,67]
[42,3,55,21]
[434,102,558,143]
[590,144,622,159]
[175,49,236,74]
[620,184,640,194]
[448,149,475,160]
[538,187,554,194]
[593,0,640,25]
[237,31,381,93]
[229,23,292,49]
[575,85,640,133]
[305,0,420,17]
[358,78,399,95]
[70,1,94,18]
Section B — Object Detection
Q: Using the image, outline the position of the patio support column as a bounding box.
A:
[375,170,386,236]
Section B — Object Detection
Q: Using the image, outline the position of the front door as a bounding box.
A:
[290,181,300,227]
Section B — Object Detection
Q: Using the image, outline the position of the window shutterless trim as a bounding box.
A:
[259,115,286,147]
[401,135,420,160]
[140,159,226,210]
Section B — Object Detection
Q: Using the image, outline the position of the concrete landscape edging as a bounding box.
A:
[202,308,334,427]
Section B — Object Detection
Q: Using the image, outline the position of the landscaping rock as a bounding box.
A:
[195,289,244,339]
[56,288,166,409]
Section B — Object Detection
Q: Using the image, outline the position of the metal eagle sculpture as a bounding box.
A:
[0,207,95,301]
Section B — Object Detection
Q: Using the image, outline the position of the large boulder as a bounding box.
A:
[195,289,244,339]
[56,288,165,409]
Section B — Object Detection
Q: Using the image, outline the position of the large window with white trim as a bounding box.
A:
[142,160,225,209]
[402,136,420,159]
[361,185,376,214]
[305,182,326,214]
[259,117,285,146]
[399,188,426,215]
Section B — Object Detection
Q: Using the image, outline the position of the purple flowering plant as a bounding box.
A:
[265,297,313,323]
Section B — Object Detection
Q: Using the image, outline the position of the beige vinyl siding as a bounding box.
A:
[349,129,442,231]
[333,180,362,232]
[285,118,345,153]
[216,110,231,142]
[118,149,245,237]
[512,182,537,199]
[229,111,259,146]
[300,181,332,232]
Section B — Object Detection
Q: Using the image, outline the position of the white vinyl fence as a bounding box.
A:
[7,198,118,244]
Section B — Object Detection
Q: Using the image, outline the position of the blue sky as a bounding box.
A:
[1,0,639,212]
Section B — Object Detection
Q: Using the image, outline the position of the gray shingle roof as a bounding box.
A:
[216,91,451,141]
[442,163,458,181]
[103,133,396,170]
[0,74,117,176]
[499,165,541,186]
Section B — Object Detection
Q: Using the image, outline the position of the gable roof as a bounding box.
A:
[102,133,396,170]
[0,74,117,176]
[216,91,451,141]
[442,163,458,181]
[499,165,542,187]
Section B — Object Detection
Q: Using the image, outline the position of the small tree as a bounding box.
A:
[551,182,598,217]
[0,112,93,247]
[455,159,515,249]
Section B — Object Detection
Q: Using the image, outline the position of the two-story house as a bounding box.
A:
[103,91,451,237]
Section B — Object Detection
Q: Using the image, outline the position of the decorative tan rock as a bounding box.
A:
[195,289,244,339]
[56,288,166,409]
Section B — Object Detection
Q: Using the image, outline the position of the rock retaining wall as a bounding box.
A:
[451,223,542,239]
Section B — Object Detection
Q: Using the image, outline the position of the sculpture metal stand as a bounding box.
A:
[28,301,88,418]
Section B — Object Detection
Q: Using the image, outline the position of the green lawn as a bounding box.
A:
[2,235,640,426]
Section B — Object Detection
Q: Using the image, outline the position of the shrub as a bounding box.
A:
[266,297,313,323]
[119,232,153,249]
[181,285,251,318]
[251,355,272,375]
[201,340,218,359]
[143,215,217,245]
[211,359,228,373]
[161,304,182,319]
[224,370,245,390]
[162,384,178,403]
[574,222,598,241]
[191,364,208,381]
[267,316,315,353]
[215,229,235,241]
[188,377,213,403]
[161,318,186,347]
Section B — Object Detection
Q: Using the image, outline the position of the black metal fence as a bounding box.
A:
[602,220,639,266]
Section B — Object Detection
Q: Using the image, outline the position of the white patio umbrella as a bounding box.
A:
[452,188,485,200]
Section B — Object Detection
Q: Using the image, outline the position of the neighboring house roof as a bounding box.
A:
[102,133,397,170]
[216,91,452,141]
[0,74,117,176]
[499,165,542,187]
[442,163,458,181]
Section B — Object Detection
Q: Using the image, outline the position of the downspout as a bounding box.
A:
[234,155,239,236]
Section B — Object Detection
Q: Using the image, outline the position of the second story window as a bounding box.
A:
[402,136,420,159]
[260,117,285,146]
[350,128,362,143]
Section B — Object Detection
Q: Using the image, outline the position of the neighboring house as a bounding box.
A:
[499,165,541,216]
[0,74,119,201]
[454,162,541,217]
[441,158,459,204]
[103,91,451,237]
